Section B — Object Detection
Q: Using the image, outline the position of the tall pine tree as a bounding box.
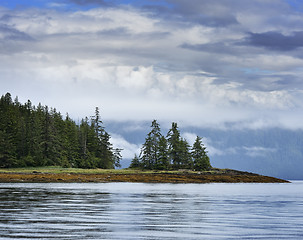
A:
[0,93,122,169]
[140,120,162,169]
[167,122,182,169]
[192,136,211,171]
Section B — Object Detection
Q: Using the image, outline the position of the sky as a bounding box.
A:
[2,0,303,134]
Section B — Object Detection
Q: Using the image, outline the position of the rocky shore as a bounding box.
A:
[0,168,289,183]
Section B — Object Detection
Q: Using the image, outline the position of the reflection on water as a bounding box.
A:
[0,182,303,239]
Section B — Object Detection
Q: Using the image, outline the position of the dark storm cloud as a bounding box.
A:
[183,14,238,27]
[0,24,33,41]
[167,0,238,26]
[137,0,239,27]
[238,73,301,91]
[0,14,12,22]
[97,27,170,40]
[181,42,235,55]
[67,0,108,6]
[97,27,130,37]
[243,31,303,51]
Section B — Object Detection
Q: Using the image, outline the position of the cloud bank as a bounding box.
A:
[1,0,303,129]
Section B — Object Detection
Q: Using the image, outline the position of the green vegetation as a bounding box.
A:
[130,120,211,171]
[0,166,154,174]
[0,93,211,172]
[0,166,289,183]
[0,166,193,175]
[0,93,121,169]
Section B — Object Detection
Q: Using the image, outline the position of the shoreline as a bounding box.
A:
[0,168,289,183]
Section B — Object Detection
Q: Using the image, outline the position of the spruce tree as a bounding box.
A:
[192,136,211,171]
[130,154,141,168]
[179,138,193,169]
[167,122,182,169]
[62,114,80,167]
[79,117,90,163]
[98,131,114,168]
[0,93,18,167]
[41,106,62,166]
[0,130,17,167]
[140,120,162,169]
[157,136,169,170]
[113,148,122,168]
[0,93,122,169]
[30,103,45,166]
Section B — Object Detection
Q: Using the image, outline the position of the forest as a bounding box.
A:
[131,120,211,171]
[0,93,121,169]
[0,92,211,171]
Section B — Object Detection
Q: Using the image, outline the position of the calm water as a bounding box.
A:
[0,181,303,239]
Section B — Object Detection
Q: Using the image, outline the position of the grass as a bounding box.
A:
[0,166,289,183]
[0,166,196,175]
[0,166,132,174]
[0,166,239,175]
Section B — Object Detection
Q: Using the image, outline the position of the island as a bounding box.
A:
[0,93,289,184]
[0,168,289,183]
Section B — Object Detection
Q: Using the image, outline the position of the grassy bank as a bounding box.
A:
[0,167,289,183]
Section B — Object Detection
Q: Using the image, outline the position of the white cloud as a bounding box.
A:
[182,132,226,156]
[182,132,197,146]
[243,146,277,157]
[109,134,141,159]
[1,2,303,129]
[115,66,154,90]
[181,131,278,157]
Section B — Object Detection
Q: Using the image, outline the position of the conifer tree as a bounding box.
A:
[41,106,62,165]
[0,93,17,167]
[113,148,122,168]
[0,130,17,167]
[0,93,122,169]
[30,103,45,166]
[179,138,193,169]
[167,122,182,169]
[157,136,169,170]
[192,136,211,171]
[98,131,114,168]
[130,154,141,168]
[79,117,90,160]
[62,114,80,167]
[140,120,162,169]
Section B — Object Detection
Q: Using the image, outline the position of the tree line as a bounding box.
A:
[0,93,121,169]
[130,120,211,171]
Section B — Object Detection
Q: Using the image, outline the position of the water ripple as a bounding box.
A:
[0,182,303,239]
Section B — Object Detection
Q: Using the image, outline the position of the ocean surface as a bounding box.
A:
[0,181,302,239]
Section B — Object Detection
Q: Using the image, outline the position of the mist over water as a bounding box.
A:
[1,182,303,239]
